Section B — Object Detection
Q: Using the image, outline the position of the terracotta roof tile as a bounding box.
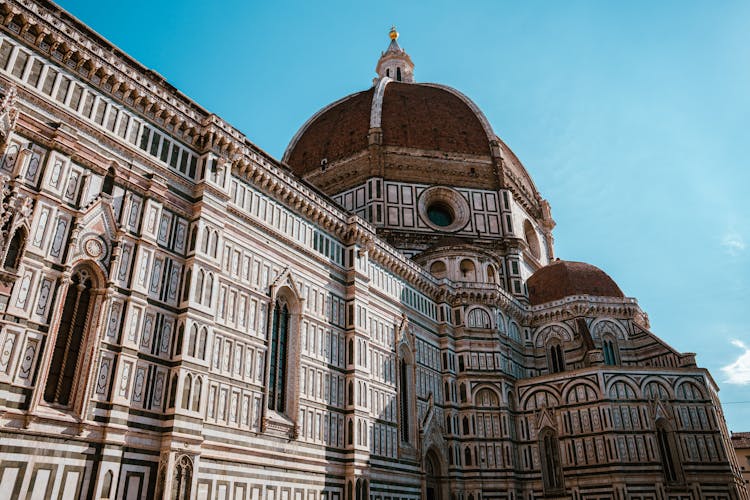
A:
[381,82,490,155]
[527,260,624,306]
[286,89,373,176]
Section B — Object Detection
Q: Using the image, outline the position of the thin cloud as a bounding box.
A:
[722,232,745,256]
[722,339,750,385]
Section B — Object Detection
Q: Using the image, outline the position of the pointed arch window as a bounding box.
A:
[602,335,619,366]
[548,342,565,373]
[198,327,208,360]
[188,324,198,357]
[172,455,193,500]
[268,299,290,412]
[195,270,204,303]
[101,470,113,499]
[539,427,564,493]
[201,228,209,254]
[4,228,26,270]
[44,267,96,406]
[204,273,214,306]
[188,227,197,252]
[192,377,202,412]
[181,373,192,409]
[174,324,184,357]
[399,357,412,443]
[210,231,219,258]
[656,419,684,484]
[182,269,192,302]
[168,373,178,408]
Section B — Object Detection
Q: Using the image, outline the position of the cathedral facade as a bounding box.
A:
[0,2,746,499]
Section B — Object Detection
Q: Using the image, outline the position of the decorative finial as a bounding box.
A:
[389,25,399,41]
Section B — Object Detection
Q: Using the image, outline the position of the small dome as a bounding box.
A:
[527,260,624,305]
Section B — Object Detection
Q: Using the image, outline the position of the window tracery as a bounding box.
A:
[43,266,97,407]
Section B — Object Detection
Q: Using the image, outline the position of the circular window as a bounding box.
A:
[427,202,454,227]
[418,186,470,232]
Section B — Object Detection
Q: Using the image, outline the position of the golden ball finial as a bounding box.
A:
[389,25,399,40]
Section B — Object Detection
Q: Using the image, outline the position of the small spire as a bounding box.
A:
[375,25,414,83]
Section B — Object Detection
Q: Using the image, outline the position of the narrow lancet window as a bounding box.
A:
[540,427,564,493]
[268,299,289,412]
[656,419,683,484]
[400,358,410,442]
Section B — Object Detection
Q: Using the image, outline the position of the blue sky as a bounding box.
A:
[57,0,750,430]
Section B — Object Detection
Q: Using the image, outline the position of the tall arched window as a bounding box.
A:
[188,227,197,252]
[459,383,468,403]
[101,470,113,499]
[194,270,204,303]
[168,373,178,408]
[399,357,411,443]
[602,335,619,366]
[192,377,202,412]
[656,419,683,484]
[4,228,26,270]
[396,67,402,81]
[539,427,564,493]
[201,228,209,254]
[182,373,192,409]
[204,273,214,306]
[174,324,184,357]
[188,324,198,357]
[268,299,290,412]
[210,231,218,257]
[198,327,208,360]
[44,267,96,406]
[548,342,565,373]
[171,455,193,500]
[182,269,191,302]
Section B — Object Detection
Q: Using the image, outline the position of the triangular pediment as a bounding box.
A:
[79,196,119,242]
[270,266,302,300]
[536,405,557,432]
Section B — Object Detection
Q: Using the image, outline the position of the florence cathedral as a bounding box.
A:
[0,1,746,499]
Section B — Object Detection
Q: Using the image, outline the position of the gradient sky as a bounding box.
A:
[55,0,750,430]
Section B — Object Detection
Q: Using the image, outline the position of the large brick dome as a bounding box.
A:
[281,28,546,230]
[283,81,494,176]
[527,260,624,305]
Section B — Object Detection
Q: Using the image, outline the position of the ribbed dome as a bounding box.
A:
[284,80,494,177]
[527,260,624,306]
